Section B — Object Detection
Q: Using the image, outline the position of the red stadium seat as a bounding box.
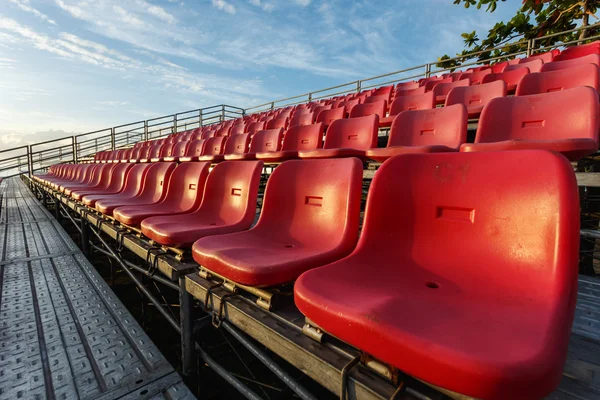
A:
[179,140,207,162]
[230,124,245,136]
[192,158,363,287]
[338,99,360,113]
[445,80,507,119]
[312,105,332,120]
[555,41,600,61]
[141,144,164,163]
[366,104,467,162]
[96,162,176,215]
[505,59,542,73]
[379,92,436,127]
[113,162,210,226]
[516,63,600,96]
[289,112,314,128]
[294,149,579,400]
[203,133,253,163]
[256,123,325,163]
[215,126,231,137]
[82,164,151,209]
[226,129,283,161]
[395,81,420,90]
[461,86,599,160]
[418,76,443,87]
[163,141,191,162]
[141,161,263,247]
[266,116,288,130]
[127,147,143,163]
[246,121,265,135]
[150,144,174,162]
[315,107,346,128]
[71,163,131,201]
[519,51,555,64]
[197,136,227,162]
[299,115,378,159]
[490,61,508,73]
[432,78,470,105]
[119,149,133,163]
[541,53,600,72]
[80,163,135,206]
[481,67,529,94]
[459,69,490,85]
[466,65,491,72]
[424,77,453,92]
[66,164,117,198]
[364,94,390,106]
[395,86,426,97]
[349,100,386,119]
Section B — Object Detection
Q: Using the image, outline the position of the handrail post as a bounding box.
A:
[308,93,312,102]
[221,105,225,122]
[199,109,203,127]
[27,145,32,177]
[144,121,148,141]
[173,114,178,135]
[110,127,116,150]
[72,136,77,163]
[356,80,361,93]
[425,63,431,78]
[271,102,275,111]
[527,39,533,56]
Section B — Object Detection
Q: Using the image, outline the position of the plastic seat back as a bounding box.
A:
[201,136,226,156]
[266,116,288,130]
[520,51,555,64]
[516,64,600,96]
[104,163,134,192]
[364,94,389,105]
[424,77,453,92]
[246,121,265,135]
[160,162,210,211]
[555,42,600,61]
[223,134,251,155]
[136,162,177,204]
[396,81,420,90]
[418,76,443,87]
[388,104,467,149]
[170,141,190,159]
[230,124,245,136]
[433,78,471,99]
[120,164,152,197]
[541,54,600,72]
[249,129,283,153]
[445,81,507,112]
[475,86,599,144]
[338,99,360,113]
[281,123,324,152]
[215,126,231,137]
[183,140,206,159]
[289,112,314,128]
[312,105,332,117]
[129,147,142,161]
[148,144,164,160]
[505,59,543,73]
[197,160,263,226]
[315,107,346,126]
[491,61,508,73]
[324,115,378,150]
[138,146,152,161]
[389,92,435,116]
[459,70,491,85]
[253,158,362,252]
[349,100,386,118]
[481,68,529,88]
[395,86,426,97]
[355,149,578,340]
[158,144,174,159]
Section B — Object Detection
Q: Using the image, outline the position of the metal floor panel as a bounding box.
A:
[0,178,195,400]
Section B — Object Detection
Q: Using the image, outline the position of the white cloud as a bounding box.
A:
[55,0,86,18]
[113,6,144,27]
[212,0,236,14]
[135,0,177,24]
[295,0,311,6]
[7,0,57,25]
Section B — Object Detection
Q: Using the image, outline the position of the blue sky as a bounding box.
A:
[0,0,521,150]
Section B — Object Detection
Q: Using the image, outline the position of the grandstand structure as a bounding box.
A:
[4,23,600,399]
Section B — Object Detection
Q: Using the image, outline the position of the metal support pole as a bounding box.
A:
[80,217,90,256]
[199,109,203,127]
[53,196,61,220]
[270,102,275,110]
[356,80,361,93]
[110,127,116,150]
[27,145,33,177]
[72,136,77,164]
[144,121,149,141]
[173,114,178,135]
[526,39,533,57]
[425,63,431,78]
[221,104,225,122]
[222,320,318,400]
[308,93,312,102]
[179,277,196,380]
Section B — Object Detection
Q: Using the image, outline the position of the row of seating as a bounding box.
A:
[94,86,600,164]
[35,150,578,400]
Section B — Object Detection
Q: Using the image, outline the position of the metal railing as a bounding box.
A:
[0,104,244,178]
[1,23,599,178]
[243,22,600,114]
